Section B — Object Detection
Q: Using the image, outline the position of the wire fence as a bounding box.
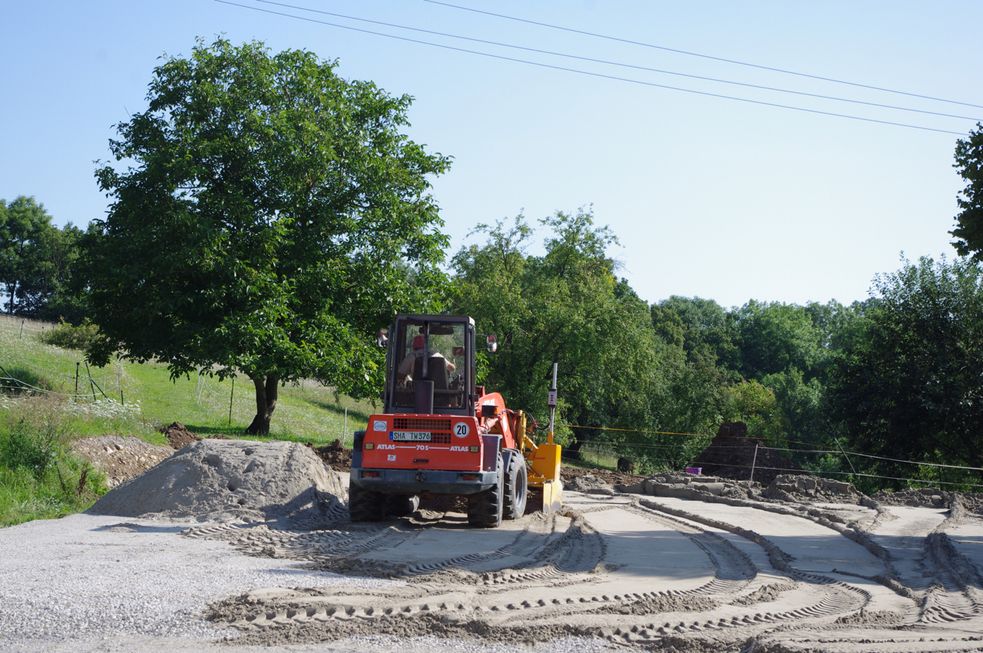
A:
[0,328,364,440]
[0,314,54,338]
[566,423,983,492]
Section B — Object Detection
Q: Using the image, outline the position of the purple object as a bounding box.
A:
[684,466,702,475]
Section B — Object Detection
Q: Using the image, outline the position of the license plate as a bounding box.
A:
[391,431,432,442]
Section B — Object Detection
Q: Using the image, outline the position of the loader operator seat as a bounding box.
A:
[413,354,450,406]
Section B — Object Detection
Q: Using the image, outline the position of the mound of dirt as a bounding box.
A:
[561,465,641,489]
[692,422,801,485]
[71,436,174,488]
[564,473,614,494]
[873,487,950,508]
[161,422,200,450]
[763,473,861,503]
[88,439,347,522]
[625,471,753,500]
[310,439,352,471]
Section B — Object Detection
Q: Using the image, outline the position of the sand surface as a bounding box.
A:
[2,442,982,652]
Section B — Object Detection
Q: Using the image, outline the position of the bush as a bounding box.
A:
[0,419,56,477]
[39,319,100,352]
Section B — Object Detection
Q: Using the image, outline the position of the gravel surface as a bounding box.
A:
[6,437,983,652]
[0,514,392,650]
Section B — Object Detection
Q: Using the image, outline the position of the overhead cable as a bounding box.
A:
[216,0,966,136]
[425,0,983,110]
[252,0,980,122]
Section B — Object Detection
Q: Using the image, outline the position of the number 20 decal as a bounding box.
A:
[454,423,470,438]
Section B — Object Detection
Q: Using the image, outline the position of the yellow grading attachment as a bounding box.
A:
[517,411,562,514]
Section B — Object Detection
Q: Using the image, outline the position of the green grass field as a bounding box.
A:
[0,314,375,445]
[0,314,379,525]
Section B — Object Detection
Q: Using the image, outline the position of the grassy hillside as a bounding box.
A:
[0,315,374,444]
[0,315,377,525]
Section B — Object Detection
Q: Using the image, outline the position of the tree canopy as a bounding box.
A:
[828,256,983,476]
[85,38,450,434]
[0,196,81,318]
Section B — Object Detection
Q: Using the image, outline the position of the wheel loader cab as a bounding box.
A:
[386,316,474,415]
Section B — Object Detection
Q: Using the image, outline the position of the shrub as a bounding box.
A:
[39,319,100,352]
[0,419,57,478]
[0,398,108,525]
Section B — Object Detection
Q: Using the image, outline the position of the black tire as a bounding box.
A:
[349,482,385,522]
[503,450,528,520]
[385,494,420,517]
[467,451,504,528]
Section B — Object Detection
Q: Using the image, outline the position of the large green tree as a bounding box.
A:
[450,210,699,467]
[85,38,450,434]
[951,123,983,258]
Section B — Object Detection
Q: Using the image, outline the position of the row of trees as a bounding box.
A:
[451,211,983,482]
[6,38,983,486]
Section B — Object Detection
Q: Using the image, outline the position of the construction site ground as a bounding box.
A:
[2,438,982,652]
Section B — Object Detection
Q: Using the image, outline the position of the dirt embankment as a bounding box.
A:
[71,436,174,488]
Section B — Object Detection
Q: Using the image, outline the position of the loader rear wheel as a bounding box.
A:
[349,483,385,522]
[467,451,504,528]
[503,450,528,520]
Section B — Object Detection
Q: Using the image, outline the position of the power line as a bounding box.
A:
[425,0,983,111]
[251,0,981,123]
[216,0,966,136]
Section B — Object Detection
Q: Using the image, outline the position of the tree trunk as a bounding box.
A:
[245,374,279,435]
[6,281,15,314]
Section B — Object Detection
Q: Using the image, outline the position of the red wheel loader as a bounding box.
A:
[349,314,562,527]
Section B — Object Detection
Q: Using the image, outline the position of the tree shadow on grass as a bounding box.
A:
[301,397,374,423]
[182,424,243,437]
[0,365,55,396]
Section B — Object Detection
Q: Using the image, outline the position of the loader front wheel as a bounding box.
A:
[467,451,504,528]
[503,450,528,520]
[349,483,385,522]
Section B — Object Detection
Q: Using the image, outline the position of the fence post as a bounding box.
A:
[228,376,235,427]
[19,320,24,338]
[74,362,80,400]
[750,443,759,483]
[343,407,348,439]
[84,362,97,401]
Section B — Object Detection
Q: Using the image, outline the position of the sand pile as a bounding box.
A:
[88,439,347,522]
[71,436,174,488]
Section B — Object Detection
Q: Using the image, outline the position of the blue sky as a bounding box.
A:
[2,0,981,308]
